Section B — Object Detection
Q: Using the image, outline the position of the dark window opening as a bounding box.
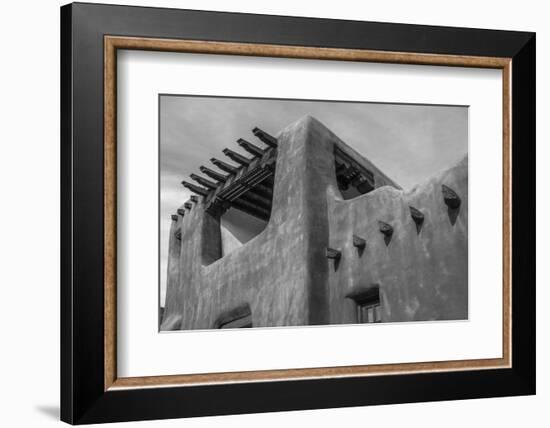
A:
[357,300,381,323]
[346,285,381,324]
[334,146,376,199]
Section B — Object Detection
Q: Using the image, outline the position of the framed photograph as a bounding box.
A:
[60,2,535,424]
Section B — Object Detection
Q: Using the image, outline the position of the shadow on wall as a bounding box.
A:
[35,405,59,420]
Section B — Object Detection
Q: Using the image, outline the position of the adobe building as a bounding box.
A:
[160,116,468,331]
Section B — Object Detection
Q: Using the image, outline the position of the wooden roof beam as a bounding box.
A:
[252,127,278,148]
[245,185,273,202]
[237,138,265,158]
[199,166,228,183]
[231,199,270,221]
[190,173,218,190]
[181,180,210,197]
[210,157,239,174]
[238,191,272,211]
[223,148,252,166]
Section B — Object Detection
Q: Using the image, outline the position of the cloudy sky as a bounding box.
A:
[160,95,468,306]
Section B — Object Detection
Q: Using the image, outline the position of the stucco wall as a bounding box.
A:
[162,116,323,330]
[303,116,468,324]
[326,156,468,324]
[161,115,468,330]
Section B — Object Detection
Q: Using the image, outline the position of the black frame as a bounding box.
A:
[61,2,535,424]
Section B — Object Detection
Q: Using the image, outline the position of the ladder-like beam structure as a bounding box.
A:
[180,126,278,220]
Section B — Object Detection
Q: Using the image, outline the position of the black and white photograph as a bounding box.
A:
[159,96,468,331]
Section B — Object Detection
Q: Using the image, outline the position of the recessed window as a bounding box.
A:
[346,285,381,324]
[357,300,381,323]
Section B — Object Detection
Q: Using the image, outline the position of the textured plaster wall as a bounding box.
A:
[326,157,468,324]
[162,117,319,330]
[161,116,468,330]
[308,118,469,324]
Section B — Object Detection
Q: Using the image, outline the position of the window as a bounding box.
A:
[357,300,381,323]
[346,284,381,324]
